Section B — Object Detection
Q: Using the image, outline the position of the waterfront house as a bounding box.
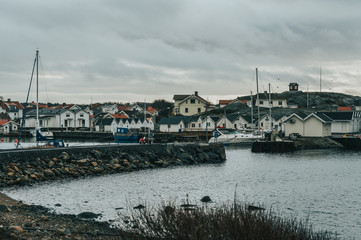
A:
[303,113,332,137]
[173,91,210,116]
[283,113,307,137]
[158,116,185,132]
[217,115,234,129]
[322,111,361,134]
[113,117,154,132]
[284,112,332,137]
[182,116,202,131]
[95,118,116,132]
[24,109,90,130]
[258,114,288,132]
[200,116,219,131]
[0,120,19,134]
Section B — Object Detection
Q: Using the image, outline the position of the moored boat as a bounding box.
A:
[208,128,264,144]
[113,127,138,143]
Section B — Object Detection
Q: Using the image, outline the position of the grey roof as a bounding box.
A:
[322,112,353,121]
[95,118,114,126]
[159,116,184,125]
[226,114,240,123]
[314,113,333,123]
[25,108,67,116]
[173,95,190,101]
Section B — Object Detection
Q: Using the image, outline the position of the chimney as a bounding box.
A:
[195,91,198,96]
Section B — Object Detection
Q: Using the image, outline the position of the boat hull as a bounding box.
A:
[113,135,138,143]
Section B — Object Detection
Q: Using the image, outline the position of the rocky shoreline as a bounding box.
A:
[0,143,226,188]
[0,143,226,239]
[0,192,132,239]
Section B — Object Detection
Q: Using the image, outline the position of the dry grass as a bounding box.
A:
[119,202,338,240]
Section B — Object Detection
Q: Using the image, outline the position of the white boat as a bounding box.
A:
[30,128,54,138]
[208,128,264,144]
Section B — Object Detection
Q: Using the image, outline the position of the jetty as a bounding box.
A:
[0,143,226,188]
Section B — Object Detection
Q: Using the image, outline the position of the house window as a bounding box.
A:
[270,101,273,105]
[191,99,195,104]
[80,114,84,117]
[66,114,70,117]
[198,108,201,113]
[192,123,195,128]
[185,108,188,113]
[198,100,200,104]
[260,101,263,105]
[261,122,263,127]
[186,100,188,104]
[278,101,282,105]
[234,124,237,128]
[207,122,210,127]
[198,123,201,127]
[244,124,247,128]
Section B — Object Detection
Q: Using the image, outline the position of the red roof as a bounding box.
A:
[338,106,352,111]
[147,106,157,114]
[1,101,24,110]
[0,120,9,126]
[111,114,129,119]
[219,100,233,105]
[117,105,131,111]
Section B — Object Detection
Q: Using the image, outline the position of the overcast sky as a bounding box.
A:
[1,0,361,104]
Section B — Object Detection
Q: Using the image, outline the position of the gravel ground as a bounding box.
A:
[0,192,131,240]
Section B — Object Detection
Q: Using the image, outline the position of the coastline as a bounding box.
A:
[0,192,124,239]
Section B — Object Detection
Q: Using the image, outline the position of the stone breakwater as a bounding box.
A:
[0,143,226,188]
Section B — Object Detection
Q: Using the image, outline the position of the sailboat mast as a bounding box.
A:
[320,67,322,93]
[250,91,253,129]
[256,68,260,130]
[269,83,272,131]
[36,50,39,130]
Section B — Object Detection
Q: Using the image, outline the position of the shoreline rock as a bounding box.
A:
[0,143,226,188]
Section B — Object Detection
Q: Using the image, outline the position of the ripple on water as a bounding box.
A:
[3,148,361,239]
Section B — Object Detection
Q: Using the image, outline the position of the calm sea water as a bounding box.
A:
[3,146,361,239]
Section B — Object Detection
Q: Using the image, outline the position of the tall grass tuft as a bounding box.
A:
[119,201,338,240]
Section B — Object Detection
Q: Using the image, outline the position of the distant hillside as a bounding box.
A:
[217,91,361,117]
[278,91,361,110]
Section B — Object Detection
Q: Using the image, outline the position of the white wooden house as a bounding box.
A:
[284,112,332,137]
[159,116,185,132]
[24,109,90,129]
[322,111,361,134]
[217,115,233,129]
[303,113,332,137]
[101,104,118,114]
[200,116,219,131]
[0,100,24,120]
[0,120,19,134]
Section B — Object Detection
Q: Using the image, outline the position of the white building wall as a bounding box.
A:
[284,117,304,136]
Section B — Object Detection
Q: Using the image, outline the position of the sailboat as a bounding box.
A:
[208,68,265,144]
[17,50,64,148]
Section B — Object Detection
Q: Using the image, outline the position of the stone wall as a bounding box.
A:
[0,143,226,188]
